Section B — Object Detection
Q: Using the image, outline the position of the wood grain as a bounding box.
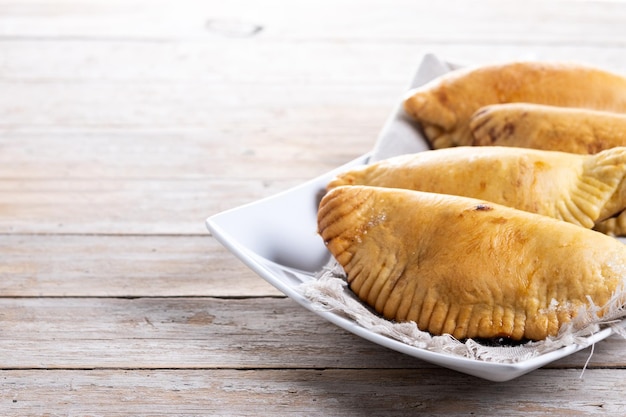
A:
[1,369,626,416]
[0,296,623,370]
[0,0,625,47]
[0,297,431,370]
[4,0,626,414]
[0,234,283,297]
[0,178,300,234]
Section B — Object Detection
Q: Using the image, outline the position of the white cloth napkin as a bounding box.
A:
[370,53,460,161]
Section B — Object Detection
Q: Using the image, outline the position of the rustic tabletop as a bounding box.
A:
[3,0,626,415]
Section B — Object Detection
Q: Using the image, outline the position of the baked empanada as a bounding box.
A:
[470,103,626,154]
[403,61,626,149]
[328,146,626,232]
[318,185,626,341]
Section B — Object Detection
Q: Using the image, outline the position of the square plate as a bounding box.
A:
[206,54,618,381]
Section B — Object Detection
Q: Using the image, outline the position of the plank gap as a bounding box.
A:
[0,295,287,300]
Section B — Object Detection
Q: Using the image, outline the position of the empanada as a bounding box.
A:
[318,185,626,341]
[328,146,626,232]
[403,61,626,149]
[470,103,626,154]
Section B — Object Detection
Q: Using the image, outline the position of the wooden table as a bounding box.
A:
[3,0,626,415]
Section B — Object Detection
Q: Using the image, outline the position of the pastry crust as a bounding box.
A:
[327,146,626,232]
[318,185,626,341]
[595,212,626,236]
[403,61,626,149]
[470,103,626,154]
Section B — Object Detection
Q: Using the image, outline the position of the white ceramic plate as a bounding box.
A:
[206,54,619,381]
[206,152,615,382]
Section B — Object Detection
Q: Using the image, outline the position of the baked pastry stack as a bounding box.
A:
[317,61,626,341]
[402,60,626,235]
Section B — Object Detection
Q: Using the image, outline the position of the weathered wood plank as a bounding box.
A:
[0,80,399,127]
[0,234,283,297]
[0,0,626,47]
[0,129,372,181]
[0,297,430,369]
[2,40,626,86]
[1,368,625,416]
[0,44,625,131]
[0,296,623,370]
[0,178,307,234]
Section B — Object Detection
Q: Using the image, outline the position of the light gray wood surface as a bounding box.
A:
[3,0,626,415]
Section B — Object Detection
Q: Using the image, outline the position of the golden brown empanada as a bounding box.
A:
[318,185,626,341]
[328,146,626,232]
[470,103,626,154]
[403,61,626,149]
